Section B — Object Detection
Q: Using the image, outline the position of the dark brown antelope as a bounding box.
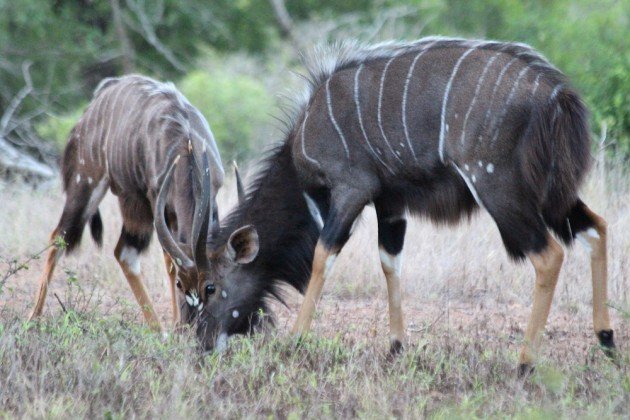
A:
[189,37,615,373]
[29,74,224,331]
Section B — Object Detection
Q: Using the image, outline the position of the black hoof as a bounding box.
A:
[389,339,403,356]
[517,363,534,378]
[597,329,618,360]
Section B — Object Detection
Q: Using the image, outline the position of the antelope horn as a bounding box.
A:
[191,152,212,272]
[155,155,194,269]
[233,161,245,204]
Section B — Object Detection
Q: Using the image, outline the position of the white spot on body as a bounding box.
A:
[486,163,494,173]
[119,246,141,275]
[464,164,470,171]
[87,177,93,185]
[472,174,477,183]
[232,310,239,318]
[80,159,85,165]
[478,161,483,167]
[221,290,227,299]
[76,174,81,184]
[85,177,108,217]
[439,47,478,162]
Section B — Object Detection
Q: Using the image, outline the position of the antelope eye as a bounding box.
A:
[176,279,182,290]
[205,284,216,296]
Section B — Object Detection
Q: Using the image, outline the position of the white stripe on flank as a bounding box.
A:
[102,83,132,174]
[453,163,486,209]
[325,78,350,159]
[402,43,437,162]
[439,47,477,162]
[354,65,395,174]
[460,51,502,145]
[490,66,531,143]
[530,73,542,98]
[378,57,404,164]
[549,83,563,101]
[480,57,520,140]
[300,111,319,166]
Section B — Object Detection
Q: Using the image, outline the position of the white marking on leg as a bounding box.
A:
[486,163,494,173]
[439,47,478,162]
[300,112,320,166]
[490,66,531,143]
[576,233,593,253]
[586,227,600,240]
[326,78,350,159]
[215,332,229,352]
[453,163,485,209]
[303,193,324,230]
[354,65,394,174]
[323,255,337,278]
[120,246,142,276]
[379,248,402,276]
[402,45,436,162]
[378,57,404,164]
[480,57,520,139]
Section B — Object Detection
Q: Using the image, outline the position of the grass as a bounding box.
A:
[0,308,627,418]
[0,158,628,417]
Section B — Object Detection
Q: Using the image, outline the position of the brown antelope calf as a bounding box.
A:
[161,38,614,374]
[29,75,224,330]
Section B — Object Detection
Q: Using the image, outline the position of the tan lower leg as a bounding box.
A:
[163,252,180,326]
[379,247,405,347]
[519,234,564,366]
[115,243,161,332]
[28,234,61,320]
[291,242,337,335]
[580,207,611,333]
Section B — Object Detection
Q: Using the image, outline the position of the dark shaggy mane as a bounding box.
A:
[215,142,320,306]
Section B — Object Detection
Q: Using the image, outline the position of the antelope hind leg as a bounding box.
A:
[519,233,564,376]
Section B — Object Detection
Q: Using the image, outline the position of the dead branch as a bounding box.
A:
[125,0,186,72]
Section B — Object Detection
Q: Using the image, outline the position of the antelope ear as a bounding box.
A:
[227,225,259,264]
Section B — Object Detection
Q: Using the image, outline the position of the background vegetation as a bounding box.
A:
[0,0,628,165]
[0,1,628,418]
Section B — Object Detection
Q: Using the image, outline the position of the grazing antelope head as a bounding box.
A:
[29,75,225,332]
[191,37,617,373]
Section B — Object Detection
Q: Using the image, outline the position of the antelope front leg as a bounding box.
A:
[28,230,62,321]
[114,232,162,332]
[519,234,564,375]
[291,242,338,335]
[163,252,181,327]
[579,206,616,357]
[380,247,405,354]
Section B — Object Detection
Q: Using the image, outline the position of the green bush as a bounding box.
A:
[35,107,84,151]
[178,69,274,160]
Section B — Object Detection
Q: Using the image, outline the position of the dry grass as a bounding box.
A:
[0,159,628,418]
